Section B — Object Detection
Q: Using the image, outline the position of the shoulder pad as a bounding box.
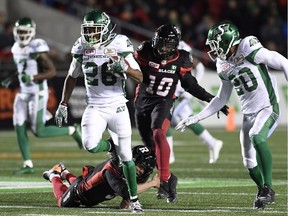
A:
[239,36,263,56]
[110,34,134,54]
[136,41,151,52]
[179,49,193,66]
[30,38,50,53]
[71,37,85,54]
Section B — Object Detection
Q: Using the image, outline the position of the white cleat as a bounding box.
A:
[130,200,144,213]
[209,140,223,164]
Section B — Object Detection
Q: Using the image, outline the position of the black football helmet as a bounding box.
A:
[152,24,181,59]
[132,145,156,183]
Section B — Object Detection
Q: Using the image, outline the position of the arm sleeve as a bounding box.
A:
[197,80,233,121]
[180,72,214,102]
[103,170,130,200]
[254,48,288,81]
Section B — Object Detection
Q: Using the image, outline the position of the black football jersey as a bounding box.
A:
[134,41,193,101]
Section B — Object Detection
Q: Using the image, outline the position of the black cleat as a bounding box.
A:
[167,173,178,203]
[253,184,275,209]
[156,181,169,199]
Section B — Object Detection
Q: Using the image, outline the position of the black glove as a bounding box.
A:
[217,105,229,118]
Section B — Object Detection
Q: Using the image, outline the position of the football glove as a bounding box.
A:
[0,77,13,88]
[107,56,129,73]
[55,103,68,127]
[217,105,230,118]
[175,115,200,132]
[21,73,34,84]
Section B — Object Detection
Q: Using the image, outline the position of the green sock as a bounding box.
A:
[15,124,30,161]
[87,139,110,153]
[122,160,138,198]
[254,142,273,187]
[188,123,204,135]
[248,166,264,188]
[35,125,69,137]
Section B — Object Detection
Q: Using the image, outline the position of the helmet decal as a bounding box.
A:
[132,145,156,183]
[206,21,240,61]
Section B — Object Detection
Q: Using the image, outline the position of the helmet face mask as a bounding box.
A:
[152,24,181,59]
[13,17,36,47]
[206,22,240,61]
[132,145,156,183]
[81,10,112,45]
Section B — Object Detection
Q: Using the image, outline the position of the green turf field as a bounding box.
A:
[0,127,287,216]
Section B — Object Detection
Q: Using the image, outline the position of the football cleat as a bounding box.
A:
[209,140,223,164]
[130,200,144,213]
[156,182,169,199]
[167,173,178,203]
[43,162,66,182]
[72,124,83,149]
[13,166,35,174]
[253,184,275,209]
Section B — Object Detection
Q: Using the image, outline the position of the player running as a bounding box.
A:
[134,24,229,203]
[176,21,288,209]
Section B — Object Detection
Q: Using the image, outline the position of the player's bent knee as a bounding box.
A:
[251,134,266,146]
[243,158,257,169]
[153,128,166,143]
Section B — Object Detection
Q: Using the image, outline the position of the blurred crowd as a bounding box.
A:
[0,0,287,69]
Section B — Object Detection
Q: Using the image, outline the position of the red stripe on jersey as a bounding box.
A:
[179,67,192,77]
[161,118,171,132]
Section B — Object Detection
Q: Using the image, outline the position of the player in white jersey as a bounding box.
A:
[166,40,223,164]
[54,10,144,213]
[176,21,288,209]
[0,17,82,174]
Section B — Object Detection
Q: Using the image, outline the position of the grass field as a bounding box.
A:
[0,127,287,216]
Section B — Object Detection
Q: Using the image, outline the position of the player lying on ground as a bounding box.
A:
[43,145,159,209]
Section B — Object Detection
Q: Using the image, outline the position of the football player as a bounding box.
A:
[167,40,223,164]
[176,21,288,209]
[134,24,229,203]
[0,17,82,174]
[54,10,143,212]
[43,145,159,209]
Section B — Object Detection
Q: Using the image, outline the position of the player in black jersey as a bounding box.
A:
[134,24,229,203]
[42,145,159,209]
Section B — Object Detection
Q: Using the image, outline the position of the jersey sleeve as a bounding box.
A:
[241,36,263,56]
[68,37,84,77]
[178,50,193,77]
[30,38,50,53]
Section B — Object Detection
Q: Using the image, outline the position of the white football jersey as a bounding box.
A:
[216,36,279,114]
[69,34,135,106]
[11,38,50,93]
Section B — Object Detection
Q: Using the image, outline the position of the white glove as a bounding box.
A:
[55,103,68,127]
[107,56,129,73]
[175,115,200,132]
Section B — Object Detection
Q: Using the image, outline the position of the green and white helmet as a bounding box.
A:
[206,21,240,61]
[81,10,113,45]
[13,17,36,47]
